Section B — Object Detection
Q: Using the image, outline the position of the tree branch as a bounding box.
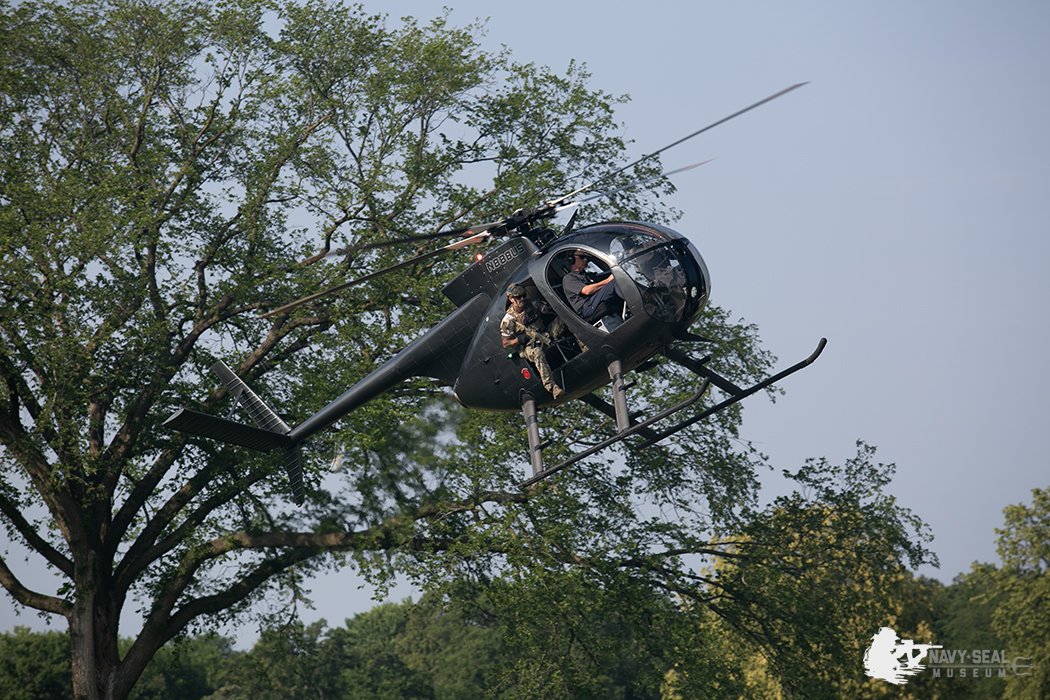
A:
[0,348,42,421]
[103,294,256,520]
[142,486,529,633]
[119,545,316,699]
[114,458,271,594]
[110,309,329,553]
[0,411,83,546]
[0,552,72,617]
[0,490,74,577]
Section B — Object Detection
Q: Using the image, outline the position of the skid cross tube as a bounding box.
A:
[519,378,712,489]
[641,337,827,446]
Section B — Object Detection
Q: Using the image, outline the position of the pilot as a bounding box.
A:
[500,283,565,399]
[561,250,624,322]
[624,243,686,321]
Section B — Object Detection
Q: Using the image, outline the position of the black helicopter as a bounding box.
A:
[163,84,826,504]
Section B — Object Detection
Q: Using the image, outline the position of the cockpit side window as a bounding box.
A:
[555,250,626,326]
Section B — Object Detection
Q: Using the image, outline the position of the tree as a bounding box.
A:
[0,628,237,700]
[650,442,936,700]
[327,605,434,700]
[0,0,645,695]
[216,603,493,699]
[0,0,932,698]
[127,632,235,700]
[394,594,506,699]
[215,620,347,699]
[0,627,73,700]
[992,487,1050,699]
[931,564,1005,700]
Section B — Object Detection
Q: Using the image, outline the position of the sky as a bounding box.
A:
[4,0,1050,645]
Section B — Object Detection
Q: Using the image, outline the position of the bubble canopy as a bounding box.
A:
[544,222,710,325]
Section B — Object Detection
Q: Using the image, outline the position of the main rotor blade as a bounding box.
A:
[570,159,713,207]
[550,82,808,206]
[321,220,504,259]
[258,232,491,319]
[311,187,502,261]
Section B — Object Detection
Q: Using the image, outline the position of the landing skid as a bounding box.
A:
[518,337,826,489]
[520,379,711,488]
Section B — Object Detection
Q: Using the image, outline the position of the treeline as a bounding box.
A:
[0,579,1010,700]
[1,483,1047,700]
[0,577,1013,699]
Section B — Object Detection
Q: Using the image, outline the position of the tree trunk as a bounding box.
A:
[69,553,122,700]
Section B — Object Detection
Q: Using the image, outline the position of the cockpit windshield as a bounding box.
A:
[609,233,703,322]
[538,223,709,330]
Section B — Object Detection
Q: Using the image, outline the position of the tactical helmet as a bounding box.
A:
[506,283,526,298]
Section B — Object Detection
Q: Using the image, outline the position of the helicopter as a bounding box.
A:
[163,83,826,504]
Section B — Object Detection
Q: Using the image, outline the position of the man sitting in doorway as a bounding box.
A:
[561,250,624,322]
[500,284,565,399]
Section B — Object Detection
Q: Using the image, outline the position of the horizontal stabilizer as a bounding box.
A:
[165,364,308,505]
[163,408,292,452]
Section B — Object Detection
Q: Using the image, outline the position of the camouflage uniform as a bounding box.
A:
[501,299,565,398]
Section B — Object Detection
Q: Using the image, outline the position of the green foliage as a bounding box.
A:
[216,604,483,699]
[0,628,234,700]
[327,606,434,700]
[930,564,1005,699]
[476,569,677,699]
[214,620,347,699]
[0,627,73,700]
[700,443,936,699]
[397,594,506,699]
[129,633,236,700]
[993,487,1050,699]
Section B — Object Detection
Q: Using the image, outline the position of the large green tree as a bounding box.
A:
[992,487,1050,699]
[0,627,74,700]
[0,0,932,698]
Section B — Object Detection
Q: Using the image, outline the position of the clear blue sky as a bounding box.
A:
[5,0,1049,644]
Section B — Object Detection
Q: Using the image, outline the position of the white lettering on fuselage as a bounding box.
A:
[485,243,525,274]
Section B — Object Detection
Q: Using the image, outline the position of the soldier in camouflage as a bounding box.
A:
[500,283,565,399]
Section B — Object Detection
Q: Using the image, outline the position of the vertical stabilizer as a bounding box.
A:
[209,361,304,504]
[165,362,305,505]
[211,361,292,435]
